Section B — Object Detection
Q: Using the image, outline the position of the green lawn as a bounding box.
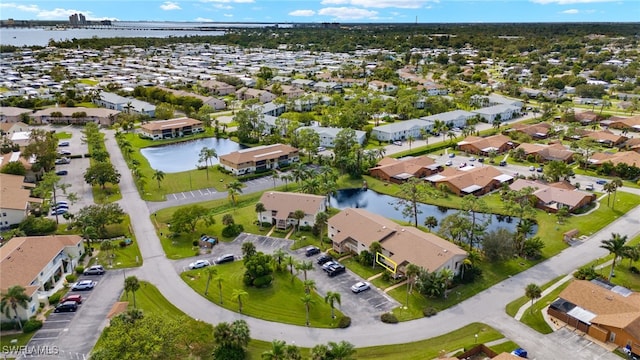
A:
[94,237,143,269]
[505,274,568,317]
[579,234,640,291]
[342,257,383,280]
[120,281,185,318]
[519,281,572,334]
[79,79,99,86]
[54,131,72,140]
[0,331,36,351]
[180,261,346,328]
[89,132,122,203]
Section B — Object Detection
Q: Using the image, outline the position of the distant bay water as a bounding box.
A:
[0,21,291,47]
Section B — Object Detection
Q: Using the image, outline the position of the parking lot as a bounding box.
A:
[174,233,399,325]
[22,271,123,360]
[547,327,619,360]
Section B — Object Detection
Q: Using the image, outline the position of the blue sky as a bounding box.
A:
[1,0,638,23]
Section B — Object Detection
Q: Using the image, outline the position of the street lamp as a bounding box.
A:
[474,334,478,343]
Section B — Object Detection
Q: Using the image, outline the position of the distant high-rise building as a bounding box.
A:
[69,13,87,26]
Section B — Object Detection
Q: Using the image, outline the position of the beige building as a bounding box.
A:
[0,107,31,123]
[0,235,85,321]
[31,107,121,126]
[139,117,204,140]
[219,144,299,175]
[0,121,29,135]
[0,173,42,229]
[328,208,467,276]
[258,191,326,230]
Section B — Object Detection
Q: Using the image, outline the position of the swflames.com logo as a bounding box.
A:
[2,345,60,355]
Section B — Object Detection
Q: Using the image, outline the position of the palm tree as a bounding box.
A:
[603,182,615,207]
[262,339,287,360]
[272,248,287,271]
[271,172,280,189]
[226,181,243,206]
[204,266,218,296]
[315,212,329,250]
[600,233,630,280]
[300,294,315,326]
[152,169,165,189]
[369,242,382,268]
[424,216,438,232]
[286,256,297,278]
[214,274,224,304]
[303,279,316,294]
[328,341,357,360]
[0,286,30,330]
[405,264,421,295]
[232,289,248,313]
[296,260,314,281]
[611,177,623,210]
[433,119,447,143]
[407,135,414,150]
[198,147,218,180]
[324,291,341,319]
[292,209,305,233]
[255,202,266,230]
[439,268,454,298]
[525,283,542,313]
[124,276,140,308]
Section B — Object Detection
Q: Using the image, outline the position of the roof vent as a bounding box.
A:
[382,226,386,229]
[401,229,405,232]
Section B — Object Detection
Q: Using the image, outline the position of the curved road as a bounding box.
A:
[105,130,639,359]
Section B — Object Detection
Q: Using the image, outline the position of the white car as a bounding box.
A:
[189,260,211,269]
[351,281,371,293]
[445,160,453,166]
[72,280,96,291]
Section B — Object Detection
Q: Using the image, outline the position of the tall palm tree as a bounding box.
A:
[424,216,438,232]
[369,242,382,268]
[255,202,266,230]
[124,276,140,308]
[603,182,615,207]
[405,264,421,295]
[439,268,454,298]
[152,169,165,189]
[296,260,314,281]
[198,147,218,180]
[611,177,623,210]
[300,294,315,326]
[292,209,305,233]
[272,248,287,271]
[204,266,218,296]
[271,172,280,189]
[303,279,316,294]
[600,233,630,280]
[0,286,30,330]
[226,181,243,206]
[262,339,287,360]
[231,289,248,313]
[525,283,542,313]
[433,119,447,143]
[214,274,224,304]
[324,291,341,319]
[315,212,329,250]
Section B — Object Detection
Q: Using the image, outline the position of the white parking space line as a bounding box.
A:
[45,320,71,323]
[190,191,195,197]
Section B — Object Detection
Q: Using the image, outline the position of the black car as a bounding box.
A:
[305,246,320,257]
[54,301,78,313]
[215,254,235,264]
[327,265,346,277]
[499,160,507,166]
[316,254,332,265]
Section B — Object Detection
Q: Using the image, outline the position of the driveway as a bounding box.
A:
[20,271,123,360]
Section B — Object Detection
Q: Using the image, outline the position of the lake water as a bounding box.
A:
[329,188,532,234]
[140,137,245,173]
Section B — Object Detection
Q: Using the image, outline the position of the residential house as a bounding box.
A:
[258,191,326,230]
[622,138,640,153]
[31,107,121,126]
[424,166,513,196]
[139,117,204,140]
[201,80,236,95]
[219,143,299,175]
[0,235,85,321]
[266,84,304,99]
[369,156,442,184]
[0,106,31,123]
[313,81,342,93]
[0,151,40,182]
[368,80,397,93]
[590,151,640,168]
[548,280,640,355]
[471,104,520,123]
[574,111,602,125]
[291,79,316,89]
[296,126,366,148]
[509,179,595,213]
[515,143,574,163]
[457,134,516,156]
[421,110,475,129]
[235,88,276,103]
[0,121,29,135]
[603,115,640,132]
[0,173,42,229]
[486,94,524,108]
[328,208,467,276]
[420,82,448,96]
[371,119,433,142]
[583,130,628,147]
[258,102,286,117]
[94,92,155,117]
[509,122,553,139]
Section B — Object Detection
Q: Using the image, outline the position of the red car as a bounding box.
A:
[60,294,82,304]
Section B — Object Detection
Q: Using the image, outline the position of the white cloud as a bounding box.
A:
[531,0,614,4]
[318,7,378,19]
[320,0,430,8]
[195,17,214,21]
[213,4,233,9]
[201,0,254,3]
[0,3,40,12]
[0,3,104,19]
[289,9,316,16]
[561,8,580,13]
[224,13,233,17]
[160,1,181,10]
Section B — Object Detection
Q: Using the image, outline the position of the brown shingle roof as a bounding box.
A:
[457,134,513,152]
[220,144,298,165]
[509,179,594,208]
[140,117,202,131]
[259,192,325,220]
[431,166,505,191]
[591,151,640,167]
[370,156,437,178]
[0,173,42,211]
[0,235,83,291]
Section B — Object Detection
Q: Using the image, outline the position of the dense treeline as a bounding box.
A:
[38,23,638,54]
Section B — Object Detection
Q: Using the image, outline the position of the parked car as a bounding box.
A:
[529,166,535,171]
[585,184,594,191]
[55,158,70,165]
[189,259,211,269]
[448,153,455,158]
[477,158,485,163]
[511,348,528,358]
[322,260,339,272]
[536,167,543,173]
[351,281,371,293]
[55,170,68,176]
[53,203,69,210]
[469,156,476,162]
[60,294,82,304]
[393,141,402,146]
[596,179,607,185]
[56,201,68,206]
[58,141,70,147]
[72,280,96,291]
[83,265,105,275]
[317,146,326,152]
[54,301,78,313]
[445,160,453,166]
[327,264,346,277]
[316,254,332,265]
[459,163,467,168]
[215,254,235,264]
[58,150,71,156]
[51,208,68,216]
[305,246,321,257]
[499,160,507,166]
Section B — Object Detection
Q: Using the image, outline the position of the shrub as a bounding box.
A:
[22,319,43,333]
[423,307,438,317]
[48,293,62,305]
[75,265,85,275]
[338,316,351,328]
[631,266,640,274]
[252,275,273,288]
[192,240,199,247]
[380,312,398,324]
[19,216,57,235]
[65,274,77,283]
[222,224,244,238]
[299,225,313,232]
[574,266,598,280]
[381,271,391,282]
[119,240,127,247]
[1,321,18,331]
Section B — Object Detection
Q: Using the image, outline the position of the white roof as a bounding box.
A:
[567,306,597,324]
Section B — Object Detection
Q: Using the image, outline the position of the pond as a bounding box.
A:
[140,137,246,173]
[329,188,534,234]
